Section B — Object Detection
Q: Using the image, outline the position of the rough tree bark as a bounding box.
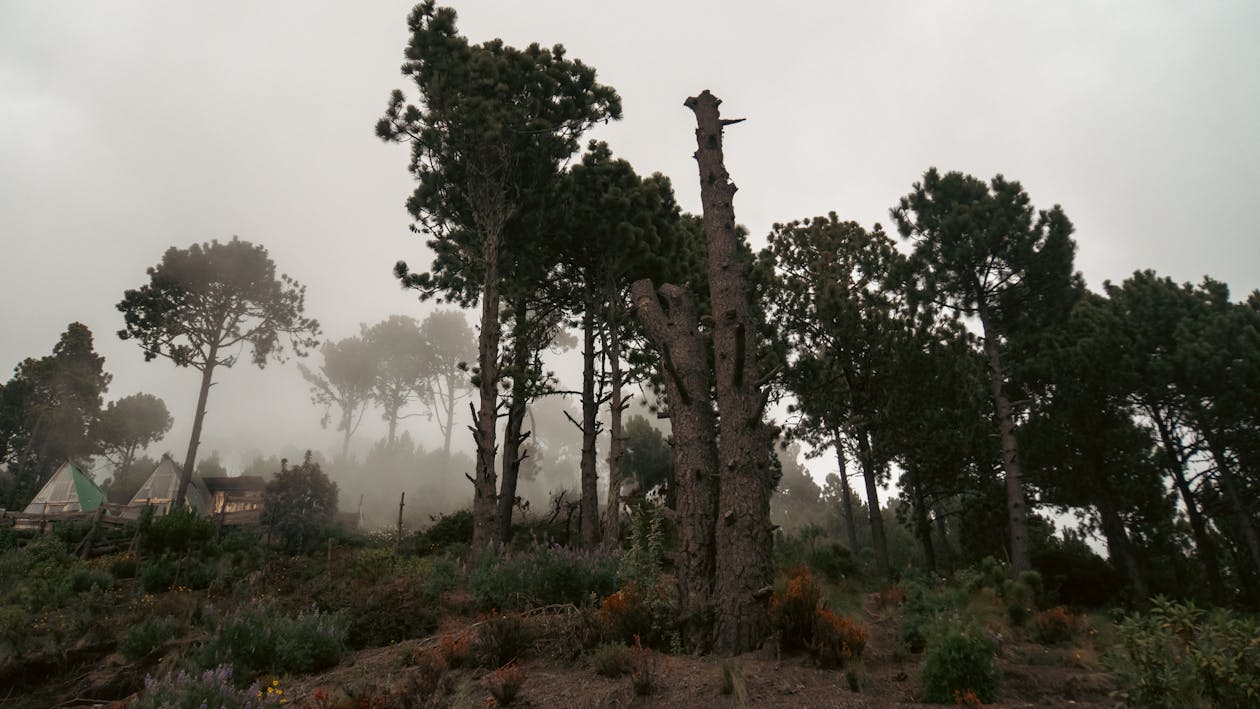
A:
[856,427,891,579]
[579,304,601,547]
[977,304,1031,574]
[1150,408,1226,604]
[832,434,860,554]
[687,90,778,654]
[176,339,219,509]
[632,280,718,650]
[471,227,504,550]
[496,299,533,543]
[602,299,627,548]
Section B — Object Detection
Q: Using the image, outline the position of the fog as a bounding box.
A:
[3,2,1258,525]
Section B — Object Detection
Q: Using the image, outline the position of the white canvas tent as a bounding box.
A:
[23,461,106,514]
[128,454,211,515]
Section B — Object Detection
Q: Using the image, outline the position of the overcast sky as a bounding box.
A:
[2,1,1258,487]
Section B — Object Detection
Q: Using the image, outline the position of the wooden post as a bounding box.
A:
[396,491,405,553]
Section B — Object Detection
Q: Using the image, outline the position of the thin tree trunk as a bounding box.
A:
[907,466,936,573]
[1096,492,1148,599]
[833,439,859,553]
[632,279,718,652]
[176,343,218,509]
[471,228,504,550]
[977,307,1031,574]
[1150,407,1226,604]
[442,373,458,462]
[934,505,955,568]
[497,303,532,544]
[688,91,777,655]
[856,428,891,579]
[579,305,600,547]
[603,308,626,548]
[1207,439,1260,580]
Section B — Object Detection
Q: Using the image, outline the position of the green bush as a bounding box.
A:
[70,567,115,593]
[141,507,214,555]
[261,452,339,554]
[121,615,177,661]
[920,624,999,704]
[184,559,219,590]
[416,509,474,553]
[108,554,139,580]
[140,559,177,593]
[1109,598,1260,708]
[197,604,346,681]
[471,544,618,611]
[807,543,856,584]
[898,588,952,654]
[591,642,634,677]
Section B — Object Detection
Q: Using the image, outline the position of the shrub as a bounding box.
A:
[920,625,999,704]
[473,610,532,668]
[590,642,634,677]
[140,559,176,593]
[198,604,346,680]
[121,615,178,661]
[184,558,219,590]
[470,544,618,611]
[343,577,440,649]
[141,506,214,555]
[108,554,139,580]
[70,567,115,593]
[807,543,856,584]
[437,632,473,669]
[769,567,822,652]
[416,509,474,553]
[261,451,339,554]
[409,648,451,696]
[1109,598,1260,708]
[597,579,679,648]
[629,636,666,696]
[1031,606,1080,645]
[133,665,284,709]
[814,608,868,669]
[483,661,525,706]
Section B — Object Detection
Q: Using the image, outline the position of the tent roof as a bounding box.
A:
[129,455,210,513]
[23,461,105,513]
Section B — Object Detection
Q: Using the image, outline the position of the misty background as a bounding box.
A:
[2,1,1258,525]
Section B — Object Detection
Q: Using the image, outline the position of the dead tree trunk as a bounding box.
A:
[687,90,778,655]
[632,280,718,651]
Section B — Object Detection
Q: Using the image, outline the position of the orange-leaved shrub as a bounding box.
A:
[814,608,868,668]
[769,567,867,668]
[1030,606,1079,645]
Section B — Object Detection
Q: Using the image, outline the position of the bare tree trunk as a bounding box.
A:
[977,307,1031,574]
[471,228,504,550]
[176,342,218,509]
[442,372,458,462]
[497,302,532,544]
[1096,492,1148,599]
[856,428,891,579]
[1207,439,1260,581]
[833,439,859,553]
[603,307,626,548]
[632,280,718,651]
[1151,408,1226,604]
[579,305,601,547]
[687,91,777,655]
[907,466,936,573]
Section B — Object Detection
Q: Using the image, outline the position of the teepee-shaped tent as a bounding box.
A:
[129,454,211,515]
[23,461,106,514]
